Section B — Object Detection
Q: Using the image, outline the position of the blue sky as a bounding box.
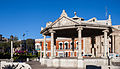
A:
[0,0,120,40]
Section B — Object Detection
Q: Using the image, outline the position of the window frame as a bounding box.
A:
[76,41,78,49]
[64,41,69,49]
[46,43,48,50]
[70,41,73,49]
[59,42,63,50]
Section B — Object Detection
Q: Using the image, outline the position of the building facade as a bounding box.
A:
[36,26,120,58]
[36,10,120,68]
[35,10,120,59]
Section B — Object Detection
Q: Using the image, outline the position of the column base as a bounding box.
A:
[78,56,83,59]
[47,59,54,67]
[49,57,55,59]
[43,56,46,59]
[78,58,84,69]
[102,56,107,59]
[41,58,47,65]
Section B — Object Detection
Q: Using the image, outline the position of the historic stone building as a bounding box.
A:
[36,10,120,69]
[36,25,120,58]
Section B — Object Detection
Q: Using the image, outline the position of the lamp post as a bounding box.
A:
[10,35,14,62]
[11,40,13,62]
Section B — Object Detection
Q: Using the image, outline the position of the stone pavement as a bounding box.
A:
[26,61,77,69]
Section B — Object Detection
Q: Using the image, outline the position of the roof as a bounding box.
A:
[40,10,112,34]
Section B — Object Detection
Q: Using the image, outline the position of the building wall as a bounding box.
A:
[35,37,108,58]
[115,35,120,54]
[36,27,120,58]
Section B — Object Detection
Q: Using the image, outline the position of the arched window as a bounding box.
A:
[46,43,48,50]
[64,42,69,49]
[37,45,39,50]
[70,41,73,49]
[40,42,42,50]
[76,41,78,49]
[59,42,63,50]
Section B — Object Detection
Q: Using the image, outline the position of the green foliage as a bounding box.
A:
[0,52,11,59]
[9,35,18,42]
[38,52,40,57]
[0,42,10,53]
[14,41,20,48]
[26,39,35,51]
[13,52,37,62]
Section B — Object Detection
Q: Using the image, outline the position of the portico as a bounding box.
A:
[40,10,113,68]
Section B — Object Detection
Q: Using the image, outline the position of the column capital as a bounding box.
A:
[110,33,115,36]
[49,29,56,33]
[42,34,46,37]
[77,26,83,31]
[102,29,109,33]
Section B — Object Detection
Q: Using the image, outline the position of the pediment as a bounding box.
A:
[51,17,79,27]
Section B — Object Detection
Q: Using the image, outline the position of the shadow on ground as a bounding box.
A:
[86,65,101,69]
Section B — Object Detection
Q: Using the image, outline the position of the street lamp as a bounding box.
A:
[10,36,13,62]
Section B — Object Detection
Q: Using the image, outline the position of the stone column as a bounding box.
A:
[103,30,109,57]
[40,42,42,59]
[50,29,55,59]
[107,36,110,56]
[92,48,95,57]
[83,38,85,56]
[39,42,42,62]
[77,27,83,59]
[54,37,57,57]
[112,35,115,53]
[43,35,46,58]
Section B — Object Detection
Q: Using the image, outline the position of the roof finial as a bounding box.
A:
[72,11,79,19]
[108,15,111,20]
[60,10,68,17]
[74,12,77,16]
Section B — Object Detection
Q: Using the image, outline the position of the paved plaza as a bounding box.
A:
[27,61,77,69]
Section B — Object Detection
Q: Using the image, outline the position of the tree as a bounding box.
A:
[9,35,18,42]
[0,42,10,53]
[13,36,18,41]
[26,39,35,51]
[14,41,21,48]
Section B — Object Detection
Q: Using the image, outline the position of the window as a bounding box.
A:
[59,42,63,50]
[77,52,79,57]
[71,52,73,56]
[102,36,104,38]
[76,41,78,49]
[101,42,103,46]
[59,53,64,57]
[64,42,68,49]
[46,43,48,50]
[70,42,73,49]
[40,42,42,50]
[37,45,39,50]
[40,42,42,46]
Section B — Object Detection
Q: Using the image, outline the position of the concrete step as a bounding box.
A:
[26,61,77,69]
